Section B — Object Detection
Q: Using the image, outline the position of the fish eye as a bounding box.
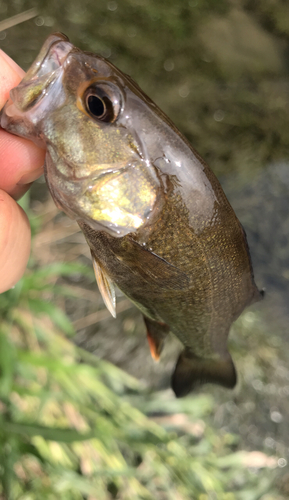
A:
[86,94,105,118]
[84,84,121,123]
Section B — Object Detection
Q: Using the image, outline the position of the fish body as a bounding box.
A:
[1,34,263,396]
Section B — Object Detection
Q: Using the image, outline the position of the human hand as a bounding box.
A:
[0,50,46,293]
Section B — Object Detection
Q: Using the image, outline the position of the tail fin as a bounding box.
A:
[250,286,265,306]
[171,349,237,398]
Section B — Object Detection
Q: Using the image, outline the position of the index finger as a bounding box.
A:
[0,50,45,200]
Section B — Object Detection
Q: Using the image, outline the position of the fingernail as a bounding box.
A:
[17,166,44,185]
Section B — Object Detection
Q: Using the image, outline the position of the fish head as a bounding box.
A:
[1,33,164,236]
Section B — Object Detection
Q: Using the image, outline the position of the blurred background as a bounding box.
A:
[0,0,289,498]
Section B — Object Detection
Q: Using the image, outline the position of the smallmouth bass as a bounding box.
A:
[0,33,263,397]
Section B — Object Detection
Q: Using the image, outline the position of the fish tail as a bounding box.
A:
[249,286,265,306]
[171,349,237,398]
[143,316,170,361]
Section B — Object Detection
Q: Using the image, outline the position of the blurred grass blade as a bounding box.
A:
[2,421,95,443]
[28,298,75,336]
[0,331,15,397]
[0,8,38,32]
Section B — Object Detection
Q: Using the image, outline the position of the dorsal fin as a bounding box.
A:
[91,252,116,318]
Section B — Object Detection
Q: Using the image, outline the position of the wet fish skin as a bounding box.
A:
[0,34,263,397]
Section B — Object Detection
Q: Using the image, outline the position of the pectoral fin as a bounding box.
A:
[171,349,237,398]
[115,238,190,291]
[91,251,116,318]
[143,317,170,361]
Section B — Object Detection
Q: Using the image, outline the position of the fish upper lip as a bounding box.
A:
[5,36,75,115]
[27,33,73,77]
[36,39,74,79]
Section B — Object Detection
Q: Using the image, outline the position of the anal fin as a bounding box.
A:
[143,317,170,362]
[91,252,116,318]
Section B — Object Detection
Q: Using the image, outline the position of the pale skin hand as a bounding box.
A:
[0,50,46,293]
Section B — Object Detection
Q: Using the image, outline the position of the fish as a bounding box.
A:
[0,33,263,397]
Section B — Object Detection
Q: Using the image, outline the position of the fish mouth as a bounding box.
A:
[0,33,76,144]
[3,33,74,116]
[23,33,74,82]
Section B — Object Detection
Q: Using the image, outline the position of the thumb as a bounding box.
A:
[0,189,31,293]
